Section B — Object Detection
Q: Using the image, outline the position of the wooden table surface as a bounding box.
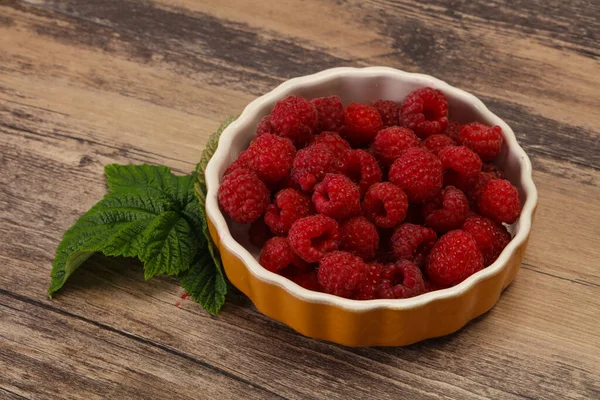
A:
[1,0,599,399]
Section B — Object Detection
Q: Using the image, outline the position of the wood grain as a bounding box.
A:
[1,0,599,399]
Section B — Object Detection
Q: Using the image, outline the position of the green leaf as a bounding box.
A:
[105,164,196,211]
[49,189,197,296]
[179,251,227,315]
[105,164,173,193]
[196,116,237,187]
[139,211,197,279]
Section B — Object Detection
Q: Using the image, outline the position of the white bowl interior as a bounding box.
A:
[206,67,538,310]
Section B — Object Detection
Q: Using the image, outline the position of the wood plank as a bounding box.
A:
[0,292,283,400]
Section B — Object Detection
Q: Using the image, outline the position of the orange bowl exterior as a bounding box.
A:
[209,207,535,347]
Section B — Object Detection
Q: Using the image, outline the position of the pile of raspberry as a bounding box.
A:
[218,88,521,300]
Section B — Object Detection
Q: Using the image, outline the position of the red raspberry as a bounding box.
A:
[342,149,383,195]
[311,95,344,132]
[371,99,400,127]
[256,115,272,137]
[438,146,482,181]
[270,95,318,146]
[353,262,384,300]
[391,223,437,267]
[318,251,367,298]
[342,103,383,146]
[477,179,521,224]
[362,182,408,228]
[264,189,313,236]
[248,218,273,248]
[218,168,270,224]
[291,271,322,292]
[309,131,351,162]
[482,163,504,179]
[462,214,511,266]
[259,237,305,273]
[458,122,503,161]
[372,126,420,166]
[426,230,484,286]
[288,215,341,262]
[422,186,469,232]
[376,260,425,299]
[443,120,461,142]
[224,149,253,176]
[247,133,296,184]
[388,147,443,203]
[291,143,339,192]
[340,216,379,260]
[399,87,449,138]
[312,174,361,219]
[421,134,455,156]
[466,171,496,205]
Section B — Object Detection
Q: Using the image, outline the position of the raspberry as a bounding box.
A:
[270,95,318,146]
[342,149,383,195]
[422,186,469,232]
[362,182,408,228]
[291,143,338,192]
[224,149,252,176]
[477,179,521,224]
[311,95,345,132]
[462,214,511,266]
[399,87,449,138]
[458,122,503,161]
[264,188,313,236]
[218,168,270,224]
[391,223,437,266]
[372,126,420,166]
[371,99,400,127]
[291,271,322,292]
[256,115,272,137]
[426,230,484,286]
[259,237,304,273]
[466,171,496,205]
[318,251,367,298]
[247,133,296,184]
[353,262,384,300]
[312,174,361,219]
[309,131,351,162]
[340,216,379,260]
[388,147,443,203]
[482,163,504,179]
[438,146,482,181]
[342,103,383,146]
[288,215,341,262]
[421,134,455,156]
[248,218,273,248]
[443,120,461,142]
[376,260,425,299]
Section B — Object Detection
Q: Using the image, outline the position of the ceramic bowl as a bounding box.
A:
[204,67,538,347]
